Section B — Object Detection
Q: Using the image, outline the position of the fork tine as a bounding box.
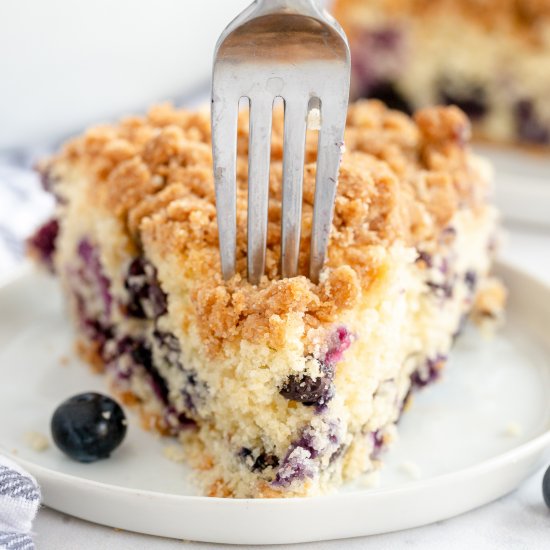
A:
[212,93,239,280]
[247,97,274,284]
[281,99,308,279]
[309,98,347,283]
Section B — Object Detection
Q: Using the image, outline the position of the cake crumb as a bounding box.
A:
[472,277,507,336]
[399,460,422,480]
[307,107,321,130]
[59,355,70,366]
[163,445,186,463]
[503,421,523,438]
[24,431,50,452]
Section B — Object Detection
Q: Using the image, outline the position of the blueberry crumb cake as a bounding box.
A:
[332,0,550,147]
[28,100,506,498]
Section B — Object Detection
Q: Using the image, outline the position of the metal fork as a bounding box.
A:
[211,0,350,284]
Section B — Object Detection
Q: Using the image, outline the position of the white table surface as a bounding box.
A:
[1,157,549,549]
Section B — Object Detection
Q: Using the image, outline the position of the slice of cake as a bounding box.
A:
[28,100,505,498]
[332,0,550,147]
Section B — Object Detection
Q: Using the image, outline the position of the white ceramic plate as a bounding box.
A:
[1,262,550,545]
[478,145,550,229]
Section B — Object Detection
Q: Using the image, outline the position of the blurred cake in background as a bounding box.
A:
[332,0,550,147]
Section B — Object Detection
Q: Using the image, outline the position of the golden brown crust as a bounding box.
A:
[192,265,362,353]
[53,100,488,349]
[207,480,234,498]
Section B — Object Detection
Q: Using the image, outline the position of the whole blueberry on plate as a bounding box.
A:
[543,465,550,508]
[51,392,127,463]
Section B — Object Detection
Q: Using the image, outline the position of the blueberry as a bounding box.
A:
[411,355,447,389]
[73,292,112,360]
[415,250,433,268]
[464,270,477,292]
[364,81,412,114]
[515,100,550,145]
[36,164,65,203]
[38,166,55,193]
[369,27,401,50]
[124,258,167,319]
[351,26,409,112]
[279,372,333,406]
[83,319,113,353]
[253,452,279,471]
[279,328,352,406]
[77,239,112,315]
[329,443,346,464]
[28,219,59,272]
[164,406,196,435]
[116,337,170,405]
[273,424,340,487]
[51,393,127,463]
[153,330,206,411]
[239,448,279,472]
[324,326,353,365]
[154,330,181,353]
[371,429,385,458]
[273,431,318,487]
[438,81,487,120]
[543,465,550,508]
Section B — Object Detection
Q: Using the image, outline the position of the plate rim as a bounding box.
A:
[1,258,550,508]
[3,424,550,508]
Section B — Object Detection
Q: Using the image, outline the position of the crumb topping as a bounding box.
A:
[51,101,490,347]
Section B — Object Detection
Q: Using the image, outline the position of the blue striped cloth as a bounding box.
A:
[0,156,49,550]
[0,86,209,282]
[0,456,40,550]
[0,145,53,548]
[0,152,54,281]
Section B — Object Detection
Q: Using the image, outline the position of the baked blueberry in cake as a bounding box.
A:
[28,100,505,497]
[332,0,550,148]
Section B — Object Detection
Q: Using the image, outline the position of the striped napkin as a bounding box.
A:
[0,153,54,282]
[0,155,49,550]
[0,455,40,550]
[0,84,210,281]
